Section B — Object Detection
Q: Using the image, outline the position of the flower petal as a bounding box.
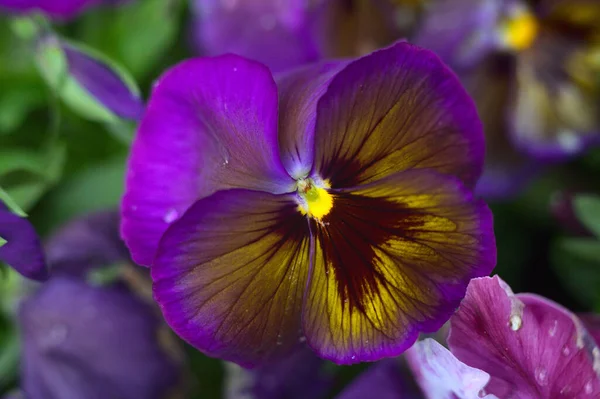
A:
[337,359,419,399]
[405,338,498,399]
[19,277,181,399]
[448,276,600,398]
[461,54,540,199]
[413,0,502,70]
[191,0,320,73]
[510,31,600,159]
[62,42,145,121]
[276,61,347,179]
[0,203,48,281]
[579,313,600,346]
[225,345,334,399]
[45,210,130,278]
[122,55,294,266]
[152,189,311,368]
[302,169,496,364]
[312,41,484,189]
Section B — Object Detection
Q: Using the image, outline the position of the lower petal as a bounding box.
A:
[302,170,496,364]
[152,189,311,368]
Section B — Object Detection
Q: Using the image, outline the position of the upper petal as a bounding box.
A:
[152,189,311,368]
[312,41,485,189]
[0,203,48,281]
[0,0,99,19]
[405,338,498,399]
[121,55,294,266]
[191,0,320,73]
[276,61,347,179]
[448,276,600,398]
[302,169,496,364]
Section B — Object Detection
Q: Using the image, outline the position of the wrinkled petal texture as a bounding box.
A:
[303,170,496,364]
[152,189,311,368]
[0,0,99,19]
[276,61,347,179]
[192,0,320,73]
[448,276,600,398]
[312,42,485,190]
[63,42,145,121]
[19,277,180,399]
[0,204,48,281]
[405,338,498,399]
[122,55,294,266]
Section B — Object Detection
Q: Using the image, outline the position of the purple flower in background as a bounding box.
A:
[0,0,129,19]
[0,202,48,281]
[122,41,496,367]
[19,277,182,399]
[45,210,131,278]
[191,0,321,73]
[415,0,600,198]
[225,345,334,399]
[410,276,600,398]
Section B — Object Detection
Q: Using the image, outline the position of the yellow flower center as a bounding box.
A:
[297,178,333,220]
[500,8,539,51]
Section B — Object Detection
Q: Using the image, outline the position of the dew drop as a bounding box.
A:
[163,208,178,224]
[232,67,238,72]
[351,355,356,360]
[562,346,571,356]
[509,314,522,331]
[585,381,593,394]
[535,367,548,386]
[549,319,558,337]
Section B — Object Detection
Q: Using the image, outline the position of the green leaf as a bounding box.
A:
[573,194,600,239]
[0,187,26,217]
[78,0,182,78]
[0,142,67,212]
[0,237,6,248]
[552,237,600,307]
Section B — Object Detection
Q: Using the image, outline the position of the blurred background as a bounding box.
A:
[0,0,599,398]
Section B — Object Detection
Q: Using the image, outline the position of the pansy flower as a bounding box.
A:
[0,201,48,281]
[121,42,496,366]
[415,0,600,198]
[406,276,600,398]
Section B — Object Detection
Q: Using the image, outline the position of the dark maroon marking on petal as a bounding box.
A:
[311,192,425,314]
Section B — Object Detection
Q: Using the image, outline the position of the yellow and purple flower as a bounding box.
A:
[121,42,496,366]
[415,0,600,198]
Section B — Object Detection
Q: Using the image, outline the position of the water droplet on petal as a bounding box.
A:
[535,367,548,386]
[351,355,356,360]
[549,319,558,337]
[562,346,571,356]
[163,208,178,224]
[510,314,522,331]
[299,336,306,343]
[585,381,593,394]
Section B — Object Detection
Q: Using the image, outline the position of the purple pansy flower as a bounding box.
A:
[415,0,600,198]
[19,276,182,399]
[0,201,48,281]
[444,276,600,398]
[121,42,496,367]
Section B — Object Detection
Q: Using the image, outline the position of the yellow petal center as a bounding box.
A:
[500,9,539,51]
[297,179,333,220]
